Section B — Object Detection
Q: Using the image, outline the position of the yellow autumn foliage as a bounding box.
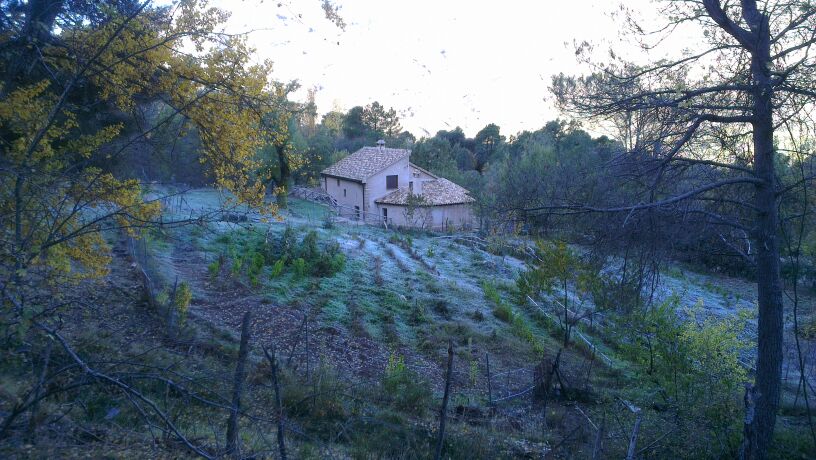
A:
[1,0,282,288]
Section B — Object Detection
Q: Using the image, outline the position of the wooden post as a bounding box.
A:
[305,314,311,382]
[626,408,642,460]
[592,412,606,460]
[536,349,562,430]
[435,339,454,460]
[485,353,493,406]
[225,311,252,457]
[263,345,288,460]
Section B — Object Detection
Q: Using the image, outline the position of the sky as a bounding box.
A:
[213,0,683,138]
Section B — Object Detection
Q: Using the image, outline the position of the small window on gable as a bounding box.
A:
[386,175,398,189]
[409,181,413,192]
[336,178,340,186]
[343,189,347,197]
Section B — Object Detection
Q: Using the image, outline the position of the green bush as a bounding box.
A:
[207,258,221,278]
[615,295,748,450]
[279,225,298,259]
[293,258,307,278]
[492,303,513,322]
[230,256,243,276]
[511,315,545,356]
[270,259,285,277]
[481,280,502,306]
[173,281,192,323]
[298,230,320,261]
[250,251,265,274]
[382,353,431,416]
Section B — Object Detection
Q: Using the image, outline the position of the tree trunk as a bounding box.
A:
[276,145,291,209]
[750,29,784,458]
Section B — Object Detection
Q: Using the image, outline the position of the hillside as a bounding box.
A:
[5,186,810,458]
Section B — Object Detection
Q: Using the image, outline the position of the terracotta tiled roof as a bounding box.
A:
[321,146,410,182]
[375,178,475,206]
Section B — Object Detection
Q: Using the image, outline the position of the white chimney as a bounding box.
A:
[376,139,385,148]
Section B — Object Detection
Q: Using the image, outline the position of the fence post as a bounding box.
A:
[225,311,252,457]
[535,348,562,430]
[485,353,493,406]
[305,314,310,382]
[625,404,643,460]
[435,339,454,460]
[263,345,288,460]
[592,412,606,460]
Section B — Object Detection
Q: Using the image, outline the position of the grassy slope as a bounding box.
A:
[4,187,813,458]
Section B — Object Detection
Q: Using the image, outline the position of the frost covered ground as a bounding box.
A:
[148,186,813,388]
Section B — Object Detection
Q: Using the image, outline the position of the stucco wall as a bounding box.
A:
[428,203,474,230]
[363,156,411,215]
[409,164,436,195]
[377,202,474,230]
[323,175,364,219]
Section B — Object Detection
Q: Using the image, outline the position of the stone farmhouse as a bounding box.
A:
[320,141,475,230]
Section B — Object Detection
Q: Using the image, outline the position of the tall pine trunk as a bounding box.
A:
[750,28,784,458]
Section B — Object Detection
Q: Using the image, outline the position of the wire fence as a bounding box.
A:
[111,185,719,458]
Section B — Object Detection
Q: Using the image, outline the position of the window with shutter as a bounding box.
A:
[386,175,398,189]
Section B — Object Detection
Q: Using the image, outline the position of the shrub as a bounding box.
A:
[230,256,243,276]
[270,259,285,277]
[481,280,502,306]
[801,316,816,339]
[279,225,298,259]
[322,213,335,229]
[511,315,545,356]
[312,241,345,276]
[615,296,748,447]
[207,258,221,279]
[249,251,265,274]
[173,281,192,323]
[298,230,320,261]
[292,258,307,278]
[382,353,431,416]
[493,303,513,323]
[409,301,427,325]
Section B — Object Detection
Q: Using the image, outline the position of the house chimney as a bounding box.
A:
[376,139,385,148]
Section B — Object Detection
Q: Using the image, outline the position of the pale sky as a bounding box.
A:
[214,0,690,137]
